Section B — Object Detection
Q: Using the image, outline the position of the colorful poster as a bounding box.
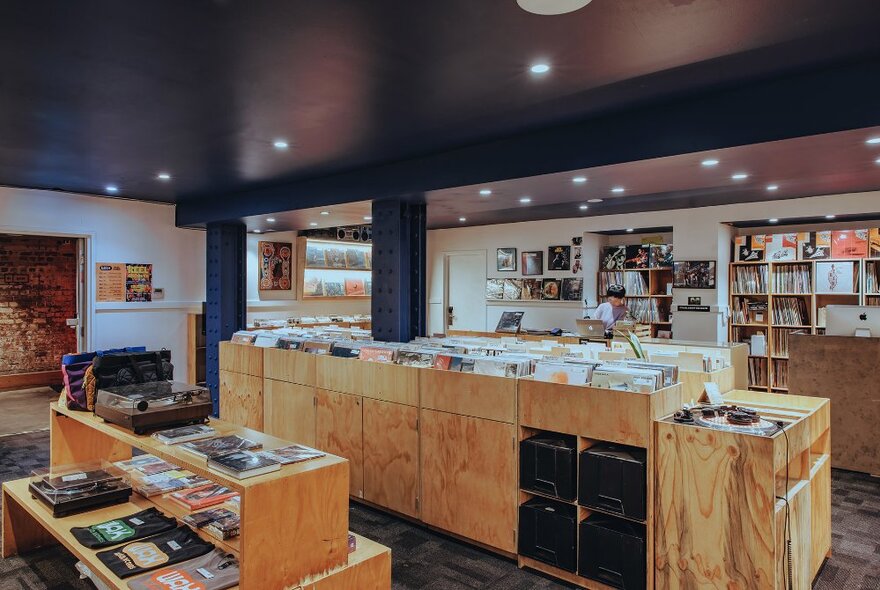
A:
[125,263,153,302]
[258,241,292,291]
[96,263,126,302]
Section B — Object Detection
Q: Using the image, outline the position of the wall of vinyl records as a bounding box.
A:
[485,238,585,303]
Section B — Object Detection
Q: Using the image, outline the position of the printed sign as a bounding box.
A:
[96,263,126,302]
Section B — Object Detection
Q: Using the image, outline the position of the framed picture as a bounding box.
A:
[521,251,543,276]
[497,248,517,272]
[503,278,523,300]
[259,241,292,290]
[673,261,716,289]
[548,245,571,271]
[495,311,525,334]
[522,279,543,300]
[561,278,583,301]
[601,246,626,270]
[541,278,561,300]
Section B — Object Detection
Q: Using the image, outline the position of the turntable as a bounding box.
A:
[672,404,780,436]
[95,381,212,434]
[29,463,132,517]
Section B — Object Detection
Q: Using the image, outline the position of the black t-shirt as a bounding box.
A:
[71,507,178,549]
[97,526,214,578]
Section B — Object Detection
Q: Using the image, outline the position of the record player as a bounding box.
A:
[671,404,781,436]
[29,463,132,517]
[95,381,211,434]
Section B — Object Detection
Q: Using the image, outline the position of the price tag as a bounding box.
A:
[197,568,215,579]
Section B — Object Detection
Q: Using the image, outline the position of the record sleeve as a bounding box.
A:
[208,451,280,479]
[503,278,523,300]
[169,484,239,510]
[561,278,583,301]
[541,279,561,300]
[624,245,649,269]
[258,444,326,465]
[601,246,626,270]
[180,435,262,459]
[486,279,504,300]
[649,244,673,268]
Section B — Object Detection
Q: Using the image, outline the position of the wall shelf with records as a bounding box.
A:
[486,277,583,303]
[597,268,674,338]
[297,237,372,300]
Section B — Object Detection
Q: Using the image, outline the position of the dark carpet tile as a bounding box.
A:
[1,431,879,589]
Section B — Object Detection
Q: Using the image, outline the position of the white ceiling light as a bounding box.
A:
[766,184,779,191]
[579,205,588,210]
[825,214,836,219]
[363,216,372,221]
[253,229,262,233]
[517,0,593,16]
[731,173,749,180]
[587,198,603,203]
[519,197,532,203]
[309,222,318,227]
[320,211,330,216]
[156,172,171,181]
[530,63,551,74]
[459,217,467,222]
[611,187,625,193]
[625,228,634,233]
[479,189,492,196]
[273,139,289,150]
[876,157,880,165]
[105,185,119,193]
[266,217,276,223]
[768,218,779,224]
[866,137,880,145]
[572,176,587,184]
[701,159,719,167]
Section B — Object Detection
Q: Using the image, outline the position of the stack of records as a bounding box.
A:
[183,508,241,540]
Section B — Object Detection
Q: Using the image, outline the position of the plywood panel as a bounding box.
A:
[774,480,811,590]
[680,366,735,404]
[420,409,517,553]
[363,399,419,517]
[301,534,391,590]
[316,355,364,395]
[810,455,832,579]
[419,369,516,423]
[219,370,263,430]
[362,363,419,406]
[50,407,131,468]
[316,389,364,498]
[264,378,316,446]
[264,347,316,386]
[219,341,263,377]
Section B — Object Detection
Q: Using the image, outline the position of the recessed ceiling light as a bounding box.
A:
[625,228,634,233]
[866,137,880,145]
[156,172,171,181]
[479,189,492,196]
[309,222,318,227]
[105,185,119,193]
[731,173,749,180]
[579,205,588,210]
[768,218,779,224]
[875,157,880,165]
[766,184,779,191]
[611,187,625,193]
[266,217,276,223]
[825,214,836,219]
[530,63,550,74]
[253,229,262,233]
[320,211,330,216]
[363,216,372,221]
[701,159,719,167]
[459,217,467,222]
[572,176,587,184]
[587,198,603,203]
[273,139,289,150]
[517,0,594,16]
[519,197,532,203]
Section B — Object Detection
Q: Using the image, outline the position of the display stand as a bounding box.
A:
[1,402,391,590]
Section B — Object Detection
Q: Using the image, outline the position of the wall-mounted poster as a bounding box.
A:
[96,263,126,302]
[522,251,543,276]
[497,248,517,272]
[624,245,649,269]
[673,261,716,289]
[601,246,626,270]
[816,261,855,294]
[259,241,292,290]
[125,263,153,302]
[548,246,571,271]
[561,278,583,301]
[541,278,561,300]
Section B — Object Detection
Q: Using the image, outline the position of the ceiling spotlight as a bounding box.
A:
[530,63,550,74]
[266,217,276,223]
[572,176,587,184]
[768,218,779,224]
[253,229,262,233]
[825,214,836,219]
[875,157,880,165]
[273,139,289,150]
[105,185,119,193]
[517,0,594,16]
[866,137,880,145]
[625,228,634,233]
[479,189,492,196]
[363,216,372,221]
[156,172,171,181]
[766,184,779,191]
[459,217,467,222]
[611,187,625,193]
[320,211,330,216]
[519,197,532,203]
[309,222,318,227]
[587,198,603,203]
[579,205,588,210]
[701,159,719,167]
[731,173,749,180]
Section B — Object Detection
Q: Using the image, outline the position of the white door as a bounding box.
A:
[445,252,486,332]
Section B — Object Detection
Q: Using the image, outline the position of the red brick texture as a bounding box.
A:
[0,235,78,375]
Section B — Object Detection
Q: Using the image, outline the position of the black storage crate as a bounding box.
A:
[520,433,577,501]
[579,514,646,590]
[578,443,646,520]
[518,497,577,572]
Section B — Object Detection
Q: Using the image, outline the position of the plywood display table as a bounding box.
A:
[1,401,391,590]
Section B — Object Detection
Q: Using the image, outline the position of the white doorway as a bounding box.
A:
[444,251,487,332]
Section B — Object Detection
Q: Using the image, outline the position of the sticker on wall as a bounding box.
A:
[258,241,292,291]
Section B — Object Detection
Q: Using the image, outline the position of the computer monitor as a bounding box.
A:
[576,319,606,338]
[825,305,880,337]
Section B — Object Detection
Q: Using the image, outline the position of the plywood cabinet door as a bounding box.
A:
[420,409,517,553]
[219,370,263,430]
[363,399,419,517]
[316,389,364,498]
[263,379,316,446]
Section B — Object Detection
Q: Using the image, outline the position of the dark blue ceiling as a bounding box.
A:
[2,0,880,225]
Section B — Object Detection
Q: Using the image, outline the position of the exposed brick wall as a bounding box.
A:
[0,235,78,375]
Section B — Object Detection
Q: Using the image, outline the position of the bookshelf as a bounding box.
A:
[729,259,862,392]
[865,258,880,306]
[297,237,372,299]
[597,268,674,338]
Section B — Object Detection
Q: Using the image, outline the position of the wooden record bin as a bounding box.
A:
[516,377,682,589]
[1,401,391,590]
[654,389,830,589]
[219,341,264,431]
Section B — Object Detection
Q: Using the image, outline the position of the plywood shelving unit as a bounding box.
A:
[597,268,674,338]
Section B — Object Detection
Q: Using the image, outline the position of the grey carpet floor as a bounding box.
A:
[0,387,57,436]
[0,430,878,589]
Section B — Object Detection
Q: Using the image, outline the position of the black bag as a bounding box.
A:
[92,350,173,389]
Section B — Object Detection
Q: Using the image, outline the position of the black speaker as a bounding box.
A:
[520,433,577,501]
[579,514,646,590]
[578,444,646,520]
[518,498,577,572]
[360,225,372,242]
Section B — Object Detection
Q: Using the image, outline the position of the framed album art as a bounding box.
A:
[673,260,716,289]
[497,248,517,272]
[548,245,571,271]
[259,241,292,290]
[521,251,543,276]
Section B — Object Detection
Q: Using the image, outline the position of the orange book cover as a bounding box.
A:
[831,229,868,259]
[169,484,238,511]
[433,354,452,370]
[358,346,395,363]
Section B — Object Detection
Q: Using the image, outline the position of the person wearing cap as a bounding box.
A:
[592,284,629,336]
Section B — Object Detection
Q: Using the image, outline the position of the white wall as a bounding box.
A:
[0,187,205,365]
[428,190,880,341]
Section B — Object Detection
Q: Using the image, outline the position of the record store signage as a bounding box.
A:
[677,304,710,312]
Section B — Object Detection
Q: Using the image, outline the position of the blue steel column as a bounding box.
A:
[370,199,426,342]
[205,222,246,416]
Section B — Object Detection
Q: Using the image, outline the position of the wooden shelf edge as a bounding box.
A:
[518,555,618,590]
